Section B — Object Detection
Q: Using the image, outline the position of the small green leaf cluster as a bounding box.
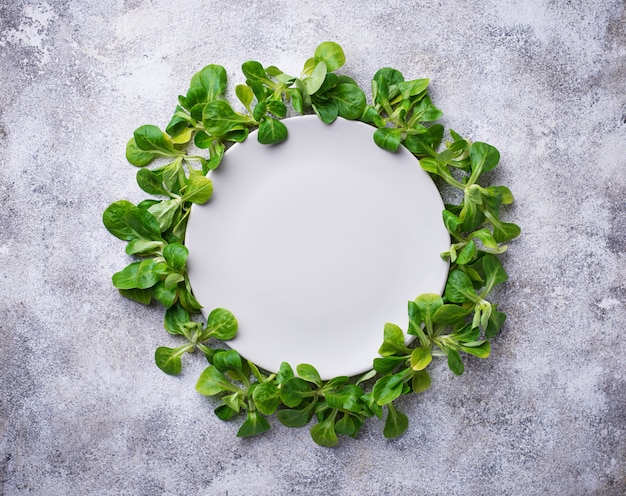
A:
[124,41,366,167]
[361,67,442,153]
[156,305,238,375]
[103,42,519,446]
[197,360,384,445]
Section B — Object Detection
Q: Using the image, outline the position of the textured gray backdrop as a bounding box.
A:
[1,0,624,495]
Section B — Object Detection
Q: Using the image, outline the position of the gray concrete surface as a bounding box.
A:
[1,0,624,494]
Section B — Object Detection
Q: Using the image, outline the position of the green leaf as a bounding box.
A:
[407,300,426,342]
[155,344,193,375]
[303,61,327,95]
[112,261,141,290]
[325,385,364,413]
[397,78,429,99]
[447,348,465,375]
[433,304,470,326]
[480,254,509,296]
[442,210,462,236]
[485,185,514,205]
[356,369,377,385]
[236,84,254,109]
[126,138,157,166]
[266,100,287,118]
[428,124,445,150]
[413,293,443,332]
[252,382,281,415]
[276,362,294,385]
[372,78,390,106]
[160,159,185,193]
[163,243,188,272]
[444,270,479,304]
[314,41,345,72]
[214,404,237,421]
[183,175,213,204]
[178,286,203,312]
[378,323,409,356]
[359,393,383,419]
[312,99,339,124]
[470,142,500,175]
[296,363,322,387]
[301,56,316,77]
[137,169,168,196]
[410,347,432,371]
[237,411,270,438]
[221,392,242,413]
[196,365,237,396]
[460,196,485,232]
[103,200,136,241]
[373,128,402,152]
[118,288,151,305]
[180,86,208,112]
[165,107,194,139]
[452,323,481,343]
[485,212,521,243]
[213,349,243,372]
[190,64,227,101]
[413,96,443,122]
[248,360,264,382]
[419,157,440,175]
[456,240,477,265]
[164,303,190,335]
[405,133,436,157]
[280,377,311,408]
[373,356,406,374]
[247,80,268,102]
[203,100,252,136]
[222,125,250,143]
[372,373,405,405]
[486,310,506,339]
[241,60,269,86]
[152,280,178,307]
[124,207,162,241]
[266,65,296,85]
[411,370,431,393]
[205,308,238,340]
[470,228,500,251]
[460,341,491,358]
[360,105,386,128]
[373,67,404,91]
[252,101,267,122]
[277,402,315,428]
[310,416,338,447]
[289,88,304,114]
[193,130,213,149]
[126,239,163,256]
[315,72,339,95]
[147,199,180,232]
[206,142,225,171]
[258,116,288,145]
[383,403,409,439]
[133,125,181,156]
[334,413,360,438]
[136,259,161,289]
[330,83,366,120]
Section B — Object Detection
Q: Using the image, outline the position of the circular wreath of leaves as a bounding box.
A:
[103,42,520,446]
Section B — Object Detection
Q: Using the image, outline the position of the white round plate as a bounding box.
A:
[186,115,449,380]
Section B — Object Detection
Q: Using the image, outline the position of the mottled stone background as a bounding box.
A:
[1,1,624,494]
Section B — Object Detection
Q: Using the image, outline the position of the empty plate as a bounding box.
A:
[186,115,449,379]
